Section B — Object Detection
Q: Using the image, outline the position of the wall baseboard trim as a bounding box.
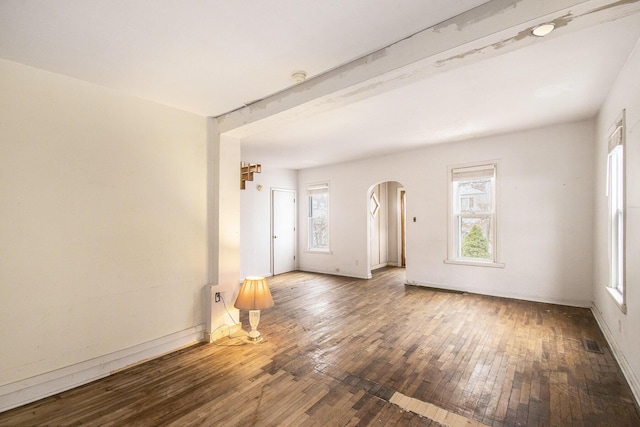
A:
[591,304,640,408]
[0,324,205,413]
[298,267,369,280]
[405,279,591,308]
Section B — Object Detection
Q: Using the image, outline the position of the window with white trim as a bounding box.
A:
[448,163,499,265]
[606,114,626,312]
[307,183,329,251]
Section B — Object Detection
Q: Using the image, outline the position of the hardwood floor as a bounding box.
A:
[1,268,638,426]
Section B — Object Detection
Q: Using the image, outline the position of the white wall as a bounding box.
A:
[298,121,595,306]
[207,131,242,336]
[0,59,208,408]
[593,40,640,402]
[240,166,297,279]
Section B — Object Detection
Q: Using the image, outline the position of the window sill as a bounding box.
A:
[444,259,505,268]
[606,286,627,314]
[306,249,333,255]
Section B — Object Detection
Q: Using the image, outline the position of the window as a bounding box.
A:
[606,115,626,312]
[308,183,329,251]
[447,162,502,267]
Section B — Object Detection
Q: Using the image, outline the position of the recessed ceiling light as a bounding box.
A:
[532,22,556,37]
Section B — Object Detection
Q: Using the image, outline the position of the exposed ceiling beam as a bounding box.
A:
[217,0,640,137]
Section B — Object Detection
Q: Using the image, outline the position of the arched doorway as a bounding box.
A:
[367,181,406,277]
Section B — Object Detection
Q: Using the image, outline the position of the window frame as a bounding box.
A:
[307,182,331,253]
[606,113,627,314]
[445,161,504,268]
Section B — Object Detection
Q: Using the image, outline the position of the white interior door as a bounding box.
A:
[272,189,296,275]
[369,184,388,271]
[369,186,381,267]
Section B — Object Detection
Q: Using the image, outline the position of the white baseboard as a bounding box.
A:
[591,304,640,407]
[0,324,205,413]
[298,267,370,280]
[405,280,592,308]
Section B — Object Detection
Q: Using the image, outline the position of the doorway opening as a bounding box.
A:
[367,181,406,278]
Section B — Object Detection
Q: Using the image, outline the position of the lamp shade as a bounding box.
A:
[234,276,274,310]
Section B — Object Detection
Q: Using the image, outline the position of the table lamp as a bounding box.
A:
[234,276,274,340]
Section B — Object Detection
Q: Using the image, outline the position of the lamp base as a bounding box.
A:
[248,309,262,341]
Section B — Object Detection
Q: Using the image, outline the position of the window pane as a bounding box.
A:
[310,193,327,217]
[310,217,328,248]
[308,185,329,250]
[616,210,623,292]
[458,216,492,259]
[608,146,624,293]
[455,179,492,214]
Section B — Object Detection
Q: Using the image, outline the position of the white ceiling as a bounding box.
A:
[242,14,640,168]
[1,1,639,170]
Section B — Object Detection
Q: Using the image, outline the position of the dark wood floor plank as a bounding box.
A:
[1,268,638,426]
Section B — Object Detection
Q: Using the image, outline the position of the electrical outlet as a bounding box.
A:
[215,292,221,303]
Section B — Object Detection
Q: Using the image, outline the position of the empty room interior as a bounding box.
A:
[1,0,640,425]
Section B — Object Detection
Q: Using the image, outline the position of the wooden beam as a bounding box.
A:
[217,0,640,138]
